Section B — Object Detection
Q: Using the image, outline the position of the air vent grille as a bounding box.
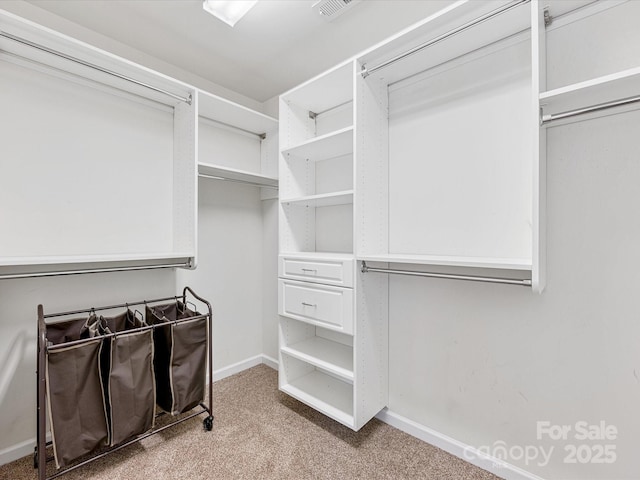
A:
[312,0,360,21]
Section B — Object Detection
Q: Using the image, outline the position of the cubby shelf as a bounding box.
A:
[281,337,354,382]
[280,369,354,428]
[539,66,640,122]
[198,163,278,188]
[282,126,353,162]
[357,254,532,271]
[281,190,353,207]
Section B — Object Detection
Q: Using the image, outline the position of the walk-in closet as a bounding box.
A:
[0,1,638,479]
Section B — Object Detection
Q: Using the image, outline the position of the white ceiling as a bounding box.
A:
[24,0,453,102]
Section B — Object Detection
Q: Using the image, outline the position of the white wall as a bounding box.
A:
[261,198,279,361]
[387,109,640,479]
[178,179,265,368]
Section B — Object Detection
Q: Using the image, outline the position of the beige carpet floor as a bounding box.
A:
[0,365,501,480]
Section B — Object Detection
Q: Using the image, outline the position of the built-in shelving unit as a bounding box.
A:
[281,126,353,162]
[198,163,278,188]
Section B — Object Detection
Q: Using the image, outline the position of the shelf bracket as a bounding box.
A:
[308,111,317,120]
[543,8,553,27]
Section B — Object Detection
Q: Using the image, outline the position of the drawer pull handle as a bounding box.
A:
[301,302,317,307]
[301,269,317,273]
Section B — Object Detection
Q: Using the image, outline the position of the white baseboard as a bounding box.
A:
[0,354,278,467]
[376,409,545,480]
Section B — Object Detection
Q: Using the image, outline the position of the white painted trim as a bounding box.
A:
[261,354,278,370]
[212,354,264,382]
[375,409,545,480]
[0,433,51,467]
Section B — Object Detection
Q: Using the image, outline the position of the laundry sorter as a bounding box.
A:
[34,286,214,480]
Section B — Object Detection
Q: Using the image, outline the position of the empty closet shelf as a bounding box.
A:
[281,370,354,427]
[198,163,278,188]
[281,338,354,382]
[281,191,353,207]
[282,126,353,161]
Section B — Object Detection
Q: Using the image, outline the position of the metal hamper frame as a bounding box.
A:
[35,286,214,480]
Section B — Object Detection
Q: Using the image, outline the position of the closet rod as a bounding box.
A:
[309,100,353,119]
[200,116,267,139]
[0,30,192,105]
[541,94,640,124]
[361,261,532,287]
[0,261,189,280]
[199,173,279,189]
[360,0,531,78]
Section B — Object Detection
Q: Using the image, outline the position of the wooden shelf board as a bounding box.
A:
[281,190,353,208]
[357,253,532,271]
[281,370,354,427]
[198,90,278,136]
[282,338,354,382]
[282,126,353,162]
[198,163,278,187]
[279,252,354,261]
[539,66,640,118]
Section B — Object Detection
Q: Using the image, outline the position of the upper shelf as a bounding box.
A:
[281,126,353,161]
[198,163,278,188]
[281,61,354,114]
[539,66,640,122]
[198,90,278,137]
[357,0,531,85]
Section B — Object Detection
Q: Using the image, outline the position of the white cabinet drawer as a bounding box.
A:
[279,255,354,287]
[278,279,353,334]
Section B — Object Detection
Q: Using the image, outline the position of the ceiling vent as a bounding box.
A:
[312,0,361,21]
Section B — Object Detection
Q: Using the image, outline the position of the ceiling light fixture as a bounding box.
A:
[203,0,258,27]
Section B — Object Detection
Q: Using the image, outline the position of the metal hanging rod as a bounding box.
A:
[0,261,189,280]
[0,30,192,105]
[541,94,640,125]
[199,173,279,189]
[199,116,267,139]
[309,100,353,119]
[361,261,532,287]
[361,0,531,78]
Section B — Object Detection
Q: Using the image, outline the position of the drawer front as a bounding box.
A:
[278,280,353,334]
[279,255,354,287]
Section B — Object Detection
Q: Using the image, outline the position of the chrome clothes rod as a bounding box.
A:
[0,30,192,105]
[361,261,532,287]
[0,261,190,280]
[361,0,531,78]
[199,173,279,189]
[541,94,640,124]
[199,116,267,140]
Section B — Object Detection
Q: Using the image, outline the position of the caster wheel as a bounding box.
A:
[203,415,214,431]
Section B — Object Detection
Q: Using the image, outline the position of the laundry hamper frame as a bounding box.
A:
[35,286,214,480]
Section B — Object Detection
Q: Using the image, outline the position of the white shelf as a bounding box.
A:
[539,66,640,120]
[281,61,354,114]
[282,126,353,162]
[282,337,354,382]
[198,163,278,188]
[198,90,278,136]
[279,252,354,260]
[281,191,353,208]
[280,370,354,428]
[357,253,532,271]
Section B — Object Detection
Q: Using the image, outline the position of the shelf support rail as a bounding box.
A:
[0,260,191,280]
[0,30,192,105]
[360,0,531,78]
[541,93,640,124]
[361,261,532,287]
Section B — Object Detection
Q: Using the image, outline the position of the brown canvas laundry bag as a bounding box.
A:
[45,314,109,468]
[100,310,155,446]
[146,301,207,415]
